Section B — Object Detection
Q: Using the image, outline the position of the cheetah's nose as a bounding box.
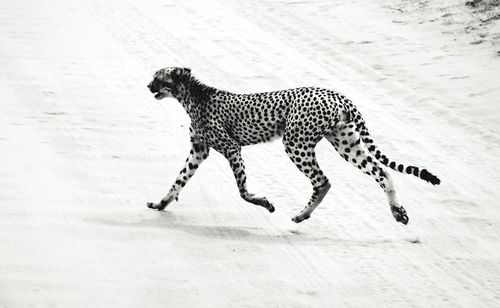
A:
[147,81,153,89]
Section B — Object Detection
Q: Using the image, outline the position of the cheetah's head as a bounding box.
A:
[147,67,191,100]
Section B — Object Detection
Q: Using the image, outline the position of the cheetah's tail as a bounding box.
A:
[357,123,441,185]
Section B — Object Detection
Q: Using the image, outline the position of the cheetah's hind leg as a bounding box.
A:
[291,182,331,223]
[325,122,409,225]
[282,131,331,223]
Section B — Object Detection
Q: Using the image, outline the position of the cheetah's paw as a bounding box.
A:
[291,212,310,223]
[147,195,177,211]
[391,205,409,225]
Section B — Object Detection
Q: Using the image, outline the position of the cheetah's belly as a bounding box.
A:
[228,116,286,146]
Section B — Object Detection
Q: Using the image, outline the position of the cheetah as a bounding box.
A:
[146,67,440,224]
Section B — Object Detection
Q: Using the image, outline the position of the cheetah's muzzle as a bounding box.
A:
[148,78,173,100]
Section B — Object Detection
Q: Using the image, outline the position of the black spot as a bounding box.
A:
[398,164,404,172]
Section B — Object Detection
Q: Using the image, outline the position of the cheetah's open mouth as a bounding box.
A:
[154,88,170,100]
[149,78,174,100]
[153,82,175,100]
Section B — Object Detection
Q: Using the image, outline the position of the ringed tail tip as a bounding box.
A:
[420,169,441,185]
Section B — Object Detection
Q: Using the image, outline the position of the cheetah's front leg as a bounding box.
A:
[147,140,209,211]
[223,147,275,213]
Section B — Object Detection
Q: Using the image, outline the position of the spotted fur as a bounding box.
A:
[146,67,440,224]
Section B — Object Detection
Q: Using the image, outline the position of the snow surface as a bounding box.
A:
[1,0,499,307]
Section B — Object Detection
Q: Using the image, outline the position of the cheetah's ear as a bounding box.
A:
[172,67,191,78]
[172,68,182,76]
